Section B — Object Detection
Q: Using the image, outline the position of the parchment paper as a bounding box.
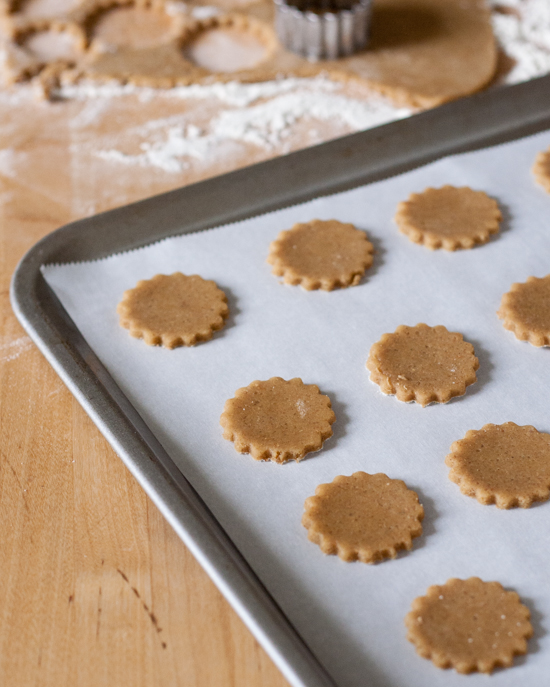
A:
[43,129,550,687]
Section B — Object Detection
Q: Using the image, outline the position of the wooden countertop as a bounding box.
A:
[0,85,292,687]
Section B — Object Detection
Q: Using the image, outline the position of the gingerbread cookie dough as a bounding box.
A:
[0,19,85,84]
[117,272,229,348]
[302,472,424,563]
[394,185,502,250]
[366,324,479,406]
[1,0,497,108]
[498,274,550,346]
[446,422,550,508]
[220,377,335,463]
[405,577,533,674]
[532,147,550,193]
[267,219,374,290]
[342,0,497,108]
[81,11,279,88]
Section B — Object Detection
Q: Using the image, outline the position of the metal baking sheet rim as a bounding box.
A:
[10,74,550,687]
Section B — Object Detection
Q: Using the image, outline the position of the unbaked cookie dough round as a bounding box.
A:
[267,219,374,290]
[446,422,550,508]
[394,185,502,250]
[366,323,479,406]
[405,578,533,674]
[497,274,550,347]
[302,472,424,563]
[220,377,335,463]
[117,272,229,348]
[532,147,550,193]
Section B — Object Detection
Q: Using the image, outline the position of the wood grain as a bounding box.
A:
[0,88,290,687]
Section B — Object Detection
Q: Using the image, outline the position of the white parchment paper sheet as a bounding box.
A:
[44,130,550,687]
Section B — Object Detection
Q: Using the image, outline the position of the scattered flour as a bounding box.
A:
[295,399,307,418]
[489,0,550,84]
[59,75,379,108]
[73,77,411,172]
[0,336,34,362]
[7,1,550,175]
[0,148,16,176]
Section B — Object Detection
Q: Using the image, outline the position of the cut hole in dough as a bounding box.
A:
[185,26,269,72]
[23,28,82,62]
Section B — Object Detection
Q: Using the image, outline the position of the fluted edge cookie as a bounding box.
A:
[220,377,335,463]
[366,324,479,406]
[395,185,501,250]
[117,272,229,348]
[532,148,550,193]
[446,422,550,508]
[405,578,533,674]
[267,219,374,290]
[302,472,424,563]
[497,275,550,347]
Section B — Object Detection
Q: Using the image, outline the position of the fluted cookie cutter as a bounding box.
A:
[274,0,372,61]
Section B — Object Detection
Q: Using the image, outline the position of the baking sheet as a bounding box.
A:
[43,129,550,686]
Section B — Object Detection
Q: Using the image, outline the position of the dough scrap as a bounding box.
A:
[302,471,424,563]
[395,185,502,250]
[366,323,479,406]
[267,219,374,290]
[532,147,550,193]
[446,422,550,508]
[117,272,229,348]
[0,18,85,83]
[497,274,550,346]
[0,0,498,108]
[220,377,335,463]
[81,0,181,50]
[405,577,533,674]
[79,10,278,87]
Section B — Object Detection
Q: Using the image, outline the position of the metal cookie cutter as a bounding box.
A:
[274,0,372,61]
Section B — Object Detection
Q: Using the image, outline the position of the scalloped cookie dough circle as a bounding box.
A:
[498,274,550,347]
[117,272,229,348]
[220,377,335,463]
[366,323,479,406]
[532,147,550,193]
[394,185,502,250]
[302,472,424,563]
[446,422,550,508]
[405,578,533,674]
[267,219,375,291]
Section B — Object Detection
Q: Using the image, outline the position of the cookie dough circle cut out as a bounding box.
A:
[498,274,550,347]
[394,185,502,250]
[302,471,424,563]
[446,422,550,508]
[405,577,533,674]
[117,272,229,348]
[220,377,336,463]
[267,219,374,290]
[366,323,479,406]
